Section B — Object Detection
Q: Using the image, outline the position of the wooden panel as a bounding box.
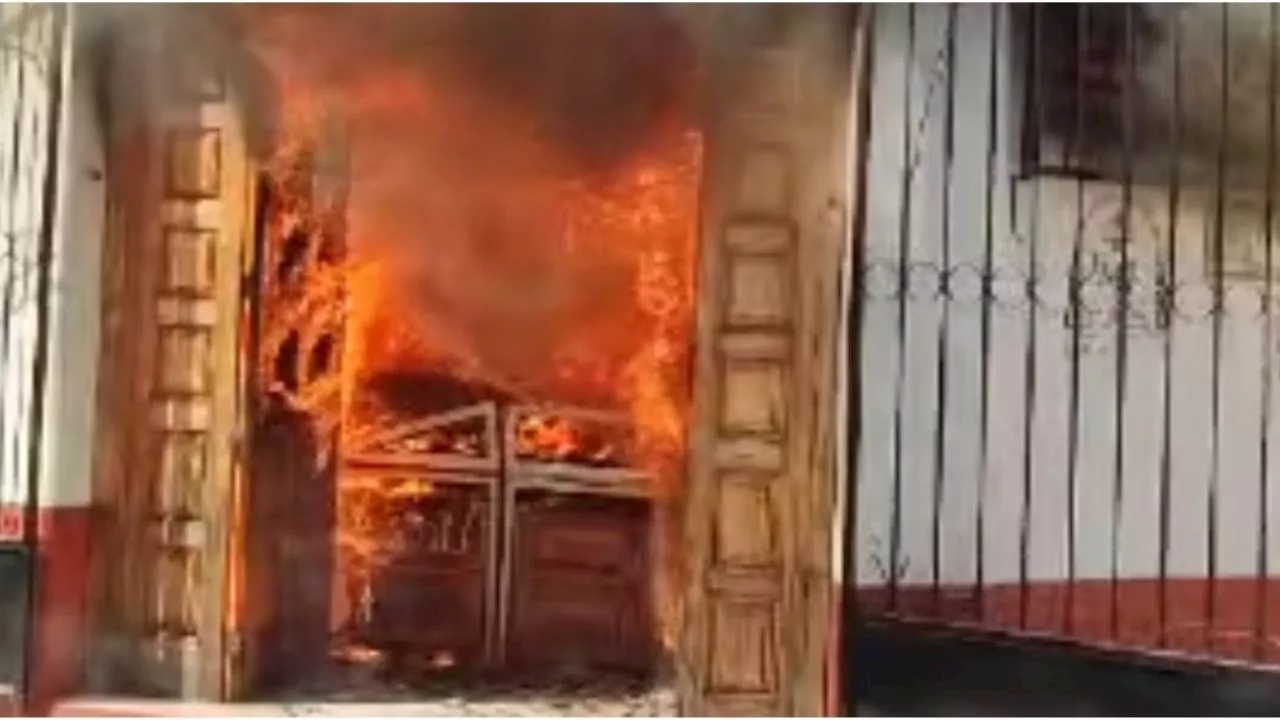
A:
[155,297,218,327]
[725,253,792,327]
[707,597,778,694]
[156,327,213,394]
[164,129,222,199]
[508,492,654,674]
[155,432,208,516]
[718,331,791,361]
[725,221,793,254]
[720,361,786,437]
[713,437,785,472]
[154,548,199,635]
[715,475,776,567]
[680,6,856,716]
[150,397,212,433]
[358,482,493,669]
[160,227,217,296]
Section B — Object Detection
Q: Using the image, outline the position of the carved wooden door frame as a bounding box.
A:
[676,6,864,716]
[87,6,259,699]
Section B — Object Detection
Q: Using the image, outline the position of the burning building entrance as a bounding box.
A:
[8,3,860,715]
[234,3,702,695]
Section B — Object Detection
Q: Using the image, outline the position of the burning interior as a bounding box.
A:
[229,4,703,697]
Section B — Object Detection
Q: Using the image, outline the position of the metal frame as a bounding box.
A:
[341,400,654,670]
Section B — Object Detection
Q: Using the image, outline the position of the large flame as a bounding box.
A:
[237,5,702,651]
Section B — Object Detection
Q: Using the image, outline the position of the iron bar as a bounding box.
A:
[1206,3,1230,655]
[1157,4,1182,651]
[929,4,958,617]
[1109,0,1137,644]
[1018,5,1044,632]
[973,3,1000,622]
[1256,3,1278,664]
[1064,3,1090,639]
[887,4,917,613]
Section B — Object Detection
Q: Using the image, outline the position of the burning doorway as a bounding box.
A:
[82,4,855,715]
[235,3,702,699]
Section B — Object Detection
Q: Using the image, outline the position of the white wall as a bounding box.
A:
[0,3,57,509]
[39,4,104,509]
[856,4,1280,588]
[0,3,104,510]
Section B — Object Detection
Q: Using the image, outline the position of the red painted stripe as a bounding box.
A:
[857,578,1280,664]
[0,504,91,716]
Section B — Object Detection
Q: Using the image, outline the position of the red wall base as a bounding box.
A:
[10,510,1280,716]
[858,577,1280,664]
[0,504,91,715]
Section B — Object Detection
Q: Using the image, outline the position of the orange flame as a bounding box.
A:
[238,4,701,651]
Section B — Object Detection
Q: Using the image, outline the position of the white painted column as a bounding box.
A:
[0,3,58,517]
[38,2,105,512]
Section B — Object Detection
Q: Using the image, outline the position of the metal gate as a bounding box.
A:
[335,401,655,676]
[851,2,1280,711]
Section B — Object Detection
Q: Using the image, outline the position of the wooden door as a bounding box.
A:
[678,6,857,716]
[236,119,350,696]
[89,9,258,700]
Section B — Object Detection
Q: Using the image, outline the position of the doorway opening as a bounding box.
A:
[230,4,703,706]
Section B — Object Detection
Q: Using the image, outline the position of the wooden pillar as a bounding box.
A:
[678,6,859,716]
[88,7,257,700]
